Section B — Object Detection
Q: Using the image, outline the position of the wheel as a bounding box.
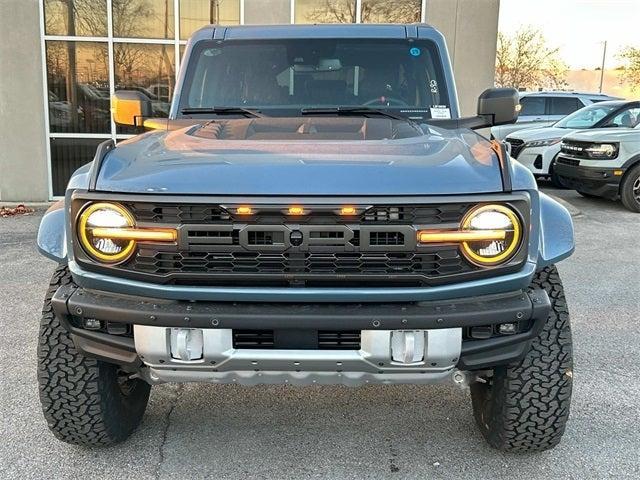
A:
[37,265,150,446]
[620,164,640,212]
[470,265,573,452]
[577,190,598,199]
[549,165,568,189]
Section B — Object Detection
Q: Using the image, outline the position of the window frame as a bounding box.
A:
[39,0,428,199]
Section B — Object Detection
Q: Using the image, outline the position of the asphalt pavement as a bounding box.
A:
[1,186,638,479]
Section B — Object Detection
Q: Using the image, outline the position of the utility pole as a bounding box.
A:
[599,41,608,93]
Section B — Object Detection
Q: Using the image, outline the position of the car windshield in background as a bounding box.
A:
[180,39,449,120]
[554,103,619,129]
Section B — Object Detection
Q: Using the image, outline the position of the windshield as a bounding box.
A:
[180,39,450,121]
[554,103,619,129]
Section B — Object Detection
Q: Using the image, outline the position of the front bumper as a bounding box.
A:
[515,145,558,176]
[51,284,550,384]
[554,160,622,199]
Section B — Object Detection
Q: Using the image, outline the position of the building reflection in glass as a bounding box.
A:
[180,0,240,39]
[44,0,108,37]
[295,0,357,23]
[361,0,421,23]
[112,0,175,39]
[114,43,176,132]
[46,40,110,133]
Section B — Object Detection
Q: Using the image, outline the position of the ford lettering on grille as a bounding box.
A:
[179,224,417,252]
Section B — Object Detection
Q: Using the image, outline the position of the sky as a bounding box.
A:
[498,0,640,70]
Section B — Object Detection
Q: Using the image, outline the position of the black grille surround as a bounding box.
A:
[556,156,581,167]
[505,138,525,159]
[71,195,530,288]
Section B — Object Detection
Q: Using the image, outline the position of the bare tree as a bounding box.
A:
[306,0,420,24]
[306,0,356,23]
[495,27,568,90]
[360,0,421,23]
[618,46,640,92]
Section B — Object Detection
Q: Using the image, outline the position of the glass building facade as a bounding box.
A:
[41,0,428,196]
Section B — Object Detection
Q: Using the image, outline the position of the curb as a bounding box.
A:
[548,194,581,217]
[0,202,52,209]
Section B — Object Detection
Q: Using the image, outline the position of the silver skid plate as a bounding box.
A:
[134,326,462,386]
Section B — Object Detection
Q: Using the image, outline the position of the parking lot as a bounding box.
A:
[1,186,638,479]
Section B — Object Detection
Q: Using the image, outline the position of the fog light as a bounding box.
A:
[170,328,204,361]
[391,330,426,364]
[498,323,517,335]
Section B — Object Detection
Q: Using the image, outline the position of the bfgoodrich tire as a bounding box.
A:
[37,265,151,446]
[470,265,573,452]
[620,164,640,213]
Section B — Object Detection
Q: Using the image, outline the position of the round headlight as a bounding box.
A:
[78,203,135,263]
[460,204,522,266]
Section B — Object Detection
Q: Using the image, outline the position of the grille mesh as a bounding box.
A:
[125,203,470,225]
[132,249,471,277]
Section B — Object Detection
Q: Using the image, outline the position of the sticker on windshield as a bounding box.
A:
[409,47,421,57]
[430,106,451,119]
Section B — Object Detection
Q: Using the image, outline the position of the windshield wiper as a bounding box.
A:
[181,106,264,118]
[300,106,417,125]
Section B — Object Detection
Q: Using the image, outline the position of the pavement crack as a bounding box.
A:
[385,437,400,473]
[155,384,184,480]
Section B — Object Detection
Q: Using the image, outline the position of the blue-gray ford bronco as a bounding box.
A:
[36,24,575,452]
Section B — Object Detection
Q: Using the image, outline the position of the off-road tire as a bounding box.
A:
[38,265,150,446]
[470,265,573,452]
[620,164,640,213]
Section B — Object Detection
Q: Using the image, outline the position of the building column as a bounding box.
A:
[427,0,500,116]
[0,0,49,202]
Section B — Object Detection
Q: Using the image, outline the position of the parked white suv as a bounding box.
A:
[505,101,640,187]
[554,112,640,212]
[491,91,620,141]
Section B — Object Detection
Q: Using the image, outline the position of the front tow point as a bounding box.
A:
[391,330,426,364]
[170,328,204,361]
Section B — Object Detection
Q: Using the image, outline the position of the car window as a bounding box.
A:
[519,97,546,116]
[549,97,582,115]
[182,38,449,118]
[605,107,640,128]
[555,103,620,128]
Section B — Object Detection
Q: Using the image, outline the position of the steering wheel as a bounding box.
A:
[363,96,408,107]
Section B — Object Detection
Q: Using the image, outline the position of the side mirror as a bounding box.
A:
[477,88,520,126]
[425,87,520,131]
[111,90,152,127]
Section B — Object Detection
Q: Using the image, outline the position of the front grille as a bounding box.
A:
[132,250,471,278]
[74,198,529,288]
[233,330,274,348]
[560,142,592,160]
[506,138,525,158]
[556,157,580,167]
[232,329,361,350]
[318,331,361,350]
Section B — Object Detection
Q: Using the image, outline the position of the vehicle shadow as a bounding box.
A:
[141,383,554,478]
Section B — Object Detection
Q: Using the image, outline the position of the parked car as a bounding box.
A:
[505,100,640,187]
[36,24,575,453]
[491,91,620,141]
[554,115,640,212]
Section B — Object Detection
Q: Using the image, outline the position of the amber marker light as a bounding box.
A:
[236,206,253,215]
[340,206,357,215]
[288,206,305,215]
